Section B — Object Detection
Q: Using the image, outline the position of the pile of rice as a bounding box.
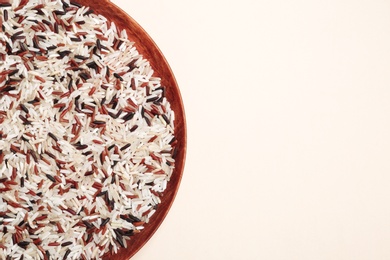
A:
[0,0,176,259]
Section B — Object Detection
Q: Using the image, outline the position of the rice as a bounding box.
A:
[0,0,176,259]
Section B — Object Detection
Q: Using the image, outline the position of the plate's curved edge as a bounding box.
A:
[120,11,188,256]
[73,1,187,259]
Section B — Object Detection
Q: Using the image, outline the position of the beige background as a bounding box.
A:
[112,0,390,259]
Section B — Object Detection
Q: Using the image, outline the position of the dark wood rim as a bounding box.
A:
[73,0,187,259]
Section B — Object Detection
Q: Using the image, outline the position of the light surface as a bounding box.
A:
[112,0,390,259]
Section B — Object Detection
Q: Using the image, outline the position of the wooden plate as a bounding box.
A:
[73,0,187,259]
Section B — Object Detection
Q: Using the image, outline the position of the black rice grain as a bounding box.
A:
[113,73,123,81]
[100,218,110,227]
[0,3,11,7]
[20,104,29,113]
[63,249,71,260]
[122,112,134,122]
[61,241,72,247]
[120,143,131,151]
[48,132,58,142]
[70,1,82,8]
[46,174,56,182]
[17,241,30,249]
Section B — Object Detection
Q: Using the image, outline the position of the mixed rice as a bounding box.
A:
[0,0,176,259]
